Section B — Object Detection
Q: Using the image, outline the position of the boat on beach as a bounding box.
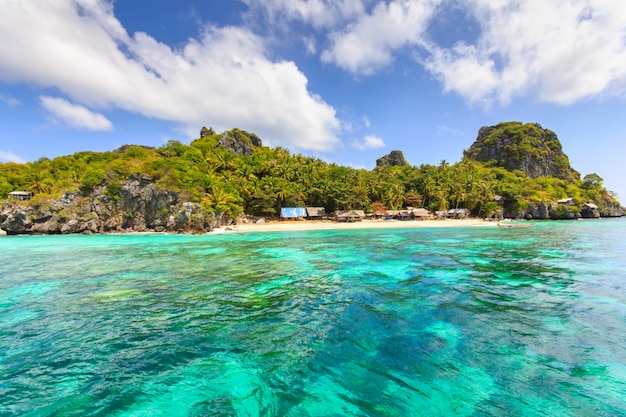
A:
[497,221,536,229]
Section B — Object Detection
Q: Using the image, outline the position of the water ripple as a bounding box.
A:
[0,220,625,415]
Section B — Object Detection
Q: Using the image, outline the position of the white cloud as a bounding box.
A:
[252,0,626,106]
[352,134,385,150]
[40,96,113,131]
[0,94,20,107]
[243,0,366,29]
[0,0,341,152]
[425,0,626,105]
[0,150,26,163]
[303,36,317,54]
[321,0,442,75]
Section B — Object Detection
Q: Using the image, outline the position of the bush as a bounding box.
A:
[81,168,106,192]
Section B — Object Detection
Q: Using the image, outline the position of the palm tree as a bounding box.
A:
[236,162,257,182]
[214,151,236,172]
[384,184,405,210]
[27,169,51,195]
[422,176,436,207]
[433,188,450,211]
[451,183,466,209]
[203,186,236,207]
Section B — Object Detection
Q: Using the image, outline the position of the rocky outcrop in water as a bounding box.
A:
[464,122,580,182]
[0,174,232,235]
[501,198,623,220]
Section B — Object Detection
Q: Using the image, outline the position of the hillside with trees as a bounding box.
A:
[0,123,622,234]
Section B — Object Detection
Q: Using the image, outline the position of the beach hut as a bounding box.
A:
[8,191,33,201]
[335,210,365,222]
[306,207,327,220]
[581,203,600,218]
[395,210,412,221]
[411,208,432,220]
[281,207,307,220]
[448,208,470,219]
[369,210,387,220]
[557,198,575,206]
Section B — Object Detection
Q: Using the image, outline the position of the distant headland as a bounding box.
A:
[0,122,622,235]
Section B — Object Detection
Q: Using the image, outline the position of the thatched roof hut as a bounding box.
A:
[306,207,327,219]
[448,208,470,219]
[411,208,432,219]
[335,210,365,222]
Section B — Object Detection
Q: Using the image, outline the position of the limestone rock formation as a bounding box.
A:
[376,150,409,167]
[217,129,263,156]
[200,126,215,138]
[0,174,233,235]
[464,122,580,182]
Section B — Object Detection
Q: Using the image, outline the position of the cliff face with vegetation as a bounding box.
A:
[0,123,623,234]
[0,174,231,235]
[464,122,580,182]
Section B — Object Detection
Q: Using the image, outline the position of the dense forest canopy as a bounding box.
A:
[0,124,622,220]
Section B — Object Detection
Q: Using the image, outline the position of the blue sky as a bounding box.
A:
[1,0,625,200]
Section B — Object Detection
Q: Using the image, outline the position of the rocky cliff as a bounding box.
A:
[0,174,233,235]
[501,197,623,220]
[464,122,580,182]
[376,150,409,167]
[216,128,263,156]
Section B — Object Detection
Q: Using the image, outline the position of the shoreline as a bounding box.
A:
[0,218,499,236]
[222,218,498,233]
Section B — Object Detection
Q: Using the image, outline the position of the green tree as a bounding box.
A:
[27,168,52,195]
[80,167,106,192]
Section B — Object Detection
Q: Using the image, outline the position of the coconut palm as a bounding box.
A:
[203,186,236,207]
[27,168,51,195]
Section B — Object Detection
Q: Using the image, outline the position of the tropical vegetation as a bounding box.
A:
[0,126,621,220]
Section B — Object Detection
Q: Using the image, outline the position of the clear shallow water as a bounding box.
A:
[1,220,625,416]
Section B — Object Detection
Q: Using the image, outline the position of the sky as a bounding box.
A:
[1,0,625,201]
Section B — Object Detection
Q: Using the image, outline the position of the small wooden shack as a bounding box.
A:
[306,207,327,220]
[557,198,575,206]
[8,191,33,201]
[335,210,366,222]
[411,208,432,220]
[387,210,411,221]
[581,203,600,218]
[448,208,470,219]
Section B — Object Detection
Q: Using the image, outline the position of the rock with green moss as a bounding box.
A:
[376,150,409,167]
[217,129,263,155]
[464,122,579,182]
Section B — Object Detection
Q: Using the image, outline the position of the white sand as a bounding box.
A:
[223,218,497,233]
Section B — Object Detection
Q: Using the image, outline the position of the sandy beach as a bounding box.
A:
[223,218,497,233]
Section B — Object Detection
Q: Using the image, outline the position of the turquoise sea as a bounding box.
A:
[1,219,625,416]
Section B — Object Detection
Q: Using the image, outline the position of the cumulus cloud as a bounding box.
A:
[0,0,341,152]
[40,96,113,131]
[352,134,385,150]
[0,150,26,163]
[425,0,626,105]
[254,0,626,106]
[321,0,442,75]
[243,0,366,29]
